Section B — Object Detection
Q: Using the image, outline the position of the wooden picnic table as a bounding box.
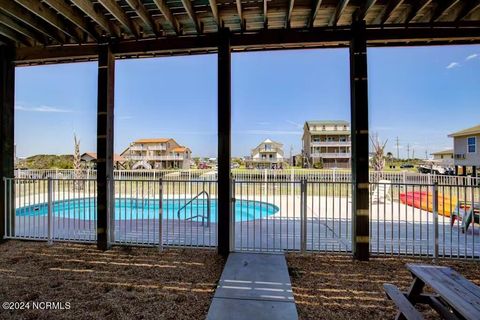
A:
[384,263,480,320]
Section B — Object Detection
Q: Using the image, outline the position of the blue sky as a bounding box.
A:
[14,45,480,158]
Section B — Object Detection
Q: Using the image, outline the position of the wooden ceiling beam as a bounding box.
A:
[455,0,480,21]
[43,0,100,40]
[328,0,349,26]
[14,0,83,41]
[0,0,66,43]
[379,0,405,24]
[152,0,180,35]
[125,0,160,36]
[0,24,32,46]
[309,0,323,28]
[431,0,461,22]
[359,0,378,20]
[0,11,45,44]
[405,0,432,23]
[70,0,120,38]
[208,0,219,26]
[236,0,244,30]
[97,0,139,37]
[286,0,295,28]
[180,0,201,33]
[264,0,268,28]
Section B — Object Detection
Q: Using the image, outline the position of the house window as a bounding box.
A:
[468,137,476,153]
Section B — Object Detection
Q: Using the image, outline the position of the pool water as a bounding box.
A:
[15,198,279,222]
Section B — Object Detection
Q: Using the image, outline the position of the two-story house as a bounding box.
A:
[430,149,454,167]
[245,139,284,169]
[448,124,479,176]
[302,120,351,168]
[121,138,191,170]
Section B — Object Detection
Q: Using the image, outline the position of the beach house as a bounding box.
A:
[448,124,480,176]
[121,138,191,170]
[245,139,285,169]
[302,120,351,168]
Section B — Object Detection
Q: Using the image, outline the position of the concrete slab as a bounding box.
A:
[207,297,298,320]
[207,253,298,320]
[214,253,294,301]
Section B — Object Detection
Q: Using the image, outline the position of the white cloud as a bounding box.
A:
[285,120,303,129]
[446,62,460,69]
[466,53,478,61]
[239,129,302,135]
[15,105,72,113]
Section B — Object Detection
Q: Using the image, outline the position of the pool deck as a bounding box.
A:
[206,252,298,320]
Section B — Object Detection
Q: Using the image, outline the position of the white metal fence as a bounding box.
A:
[14,168,480,185]
[3,177,480,259]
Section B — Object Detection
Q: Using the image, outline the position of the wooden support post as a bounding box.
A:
[96,43,115,250]
[0,45,15,242]
[462,166,467,176]
[473,166,477,178]
[217,28,231,257]
[350,17,369,261]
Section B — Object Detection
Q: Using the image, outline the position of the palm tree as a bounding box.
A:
[73,134,84,191]
[370,135,388,172]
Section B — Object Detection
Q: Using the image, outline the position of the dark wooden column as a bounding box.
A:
[217,28,231,257]
[97,44,115,250]
[0,45,15,242]
[350,18,370,261]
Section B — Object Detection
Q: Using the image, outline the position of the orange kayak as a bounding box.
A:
[399,191,457,217]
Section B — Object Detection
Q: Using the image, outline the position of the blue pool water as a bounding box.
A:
[15,198,279,222]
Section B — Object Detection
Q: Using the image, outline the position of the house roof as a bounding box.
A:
[306,120,349,126]
[261,138,282,146]
[81,152,125,163]
[134,138,172,144]
[431,149,454,155]
[448,125,480,138]
[171,146,190,153]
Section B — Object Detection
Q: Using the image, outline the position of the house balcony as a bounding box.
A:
[311,152,351,158]
[247,158,283,163]
[129,145,167,151]
[310,141,351,147]
[127,155,185,161]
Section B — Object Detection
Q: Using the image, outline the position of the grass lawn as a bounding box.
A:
[287,253,480,320]
[0,241,224,320]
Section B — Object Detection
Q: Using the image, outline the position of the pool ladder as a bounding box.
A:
[177,191,211,227]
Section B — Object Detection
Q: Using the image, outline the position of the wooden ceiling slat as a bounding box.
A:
[309,0,323,28]
[125,0,160,36]
[359,0,378,20]
[455,0,480,21]
[43,0,100,40]
[70,0,120,37]
[431,0,461,22]
[264,0,268,28]
[0,23,32,46]
[0,11,43,44]
[15,0,83,41]
[208,0,219,26]
[329,0,349,26]
[97,0,139,37]
[405,0,432,23]
[378,0,405,24]
[286,0,295,28]
[0,0,66,43]
[236,0,244,30]
[152,0,180,34]
[180,0,200,33]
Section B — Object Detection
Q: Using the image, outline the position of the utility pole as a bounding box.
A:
[407,144,410,160]
[425,150,428,159]
[412,148,415,159]
[396,136,400,160]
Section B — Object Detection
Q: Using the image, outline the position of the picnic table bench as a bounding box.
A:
[384,263,480,320]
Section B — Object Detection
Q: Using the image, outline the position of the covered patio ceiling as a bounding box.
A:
[0,1,480,65]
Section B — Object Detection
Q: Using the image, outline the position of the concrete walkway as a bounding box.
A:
[207,253,298,320]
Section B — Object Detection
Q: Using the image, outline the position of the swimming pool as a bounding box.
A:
[15,198,279,222]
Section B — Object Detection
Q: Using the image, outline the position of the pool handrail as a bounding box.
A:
[176,190,211,227]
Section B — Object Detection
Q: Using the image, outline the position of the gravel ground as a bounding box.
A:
[286,253,480,320]
[0,241,224,320]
